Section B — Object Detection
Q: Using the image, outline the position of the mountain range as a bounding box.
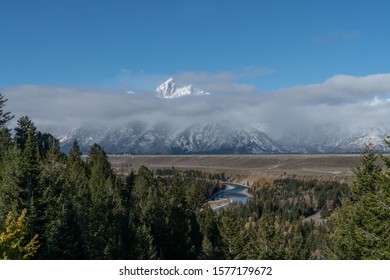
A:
[59,120,390,154]
[58,78,390,154]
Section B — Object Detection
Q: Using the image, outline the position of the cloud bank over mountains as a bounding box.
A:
[3,72,390,140]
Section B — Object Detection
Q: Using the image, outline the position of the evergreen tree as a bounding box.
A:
[0,145,25,218]
[85,144,116,259]
[36,131,59,158]
[198,205,220,259]
[132,166,165,257]
[239,213,285,259]
[0,127,12,161]
[14,116,35,151]
[133,166,162,226]
[65,140,91,258]
[133,223,157,260]
[68,140,83,162]
[41,144,67,209]
[66,140,89,209]
[285,221,310,259]
[218,207,245,259]
[162,173,194,259]
[88,144,114,203]
[258,214,285,259]
[239,223,262,259]
[21,124,40,212]
[86,143,106,168]
[186,180,207,211]
[0,93,13,161]
[0,93,14,128]
[330,145,390,259]
[19,127,45,258]
[39,144,68,258]
[45,202,87,259]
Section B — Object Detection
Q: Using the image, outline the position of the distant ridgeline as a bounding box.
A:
[58,121,390,154]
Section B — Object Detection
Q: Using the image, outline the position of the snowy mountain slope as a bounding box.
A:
[155,77,210,98]
[131,123,174,154]
[59,121,390,155]
[278,124,390,153]
[58,114,390,155]
[59,121,285,154]
[172,122,286,154]
[60,121,175,154]
[334,125,390,152]
[60,125,111,153]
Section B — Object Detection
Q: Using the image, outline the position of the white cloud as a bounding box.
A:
[3,73,390,139]
[272,73,390,105]
[175,67,273,95]
[364,96,390,107]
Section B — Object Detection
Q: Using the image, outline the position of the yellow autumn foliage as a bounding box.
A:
[0,208,39,260]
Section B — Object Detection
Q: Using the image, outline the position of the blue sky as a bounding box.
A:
[3,1,390,137]
[1,0,390,92]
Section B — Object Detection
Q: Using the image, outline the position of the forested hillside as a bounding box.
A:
[0,93,389,259]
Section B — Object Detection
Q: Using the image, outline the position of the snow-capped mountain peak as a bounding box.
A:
[155,77,210,98]
[156,77,176,97]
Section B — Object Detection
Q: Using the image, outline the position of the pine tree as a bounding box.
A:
[0,93,13,161]
[132,166,162,226]
[186,180,207,211]
[41,144,67,209]
[330,145,390,259]
[239,213,285,259]
[0,93,14,128]
[0,145,25,218]
[259,214,285,259]
[18,124,44,255]
[14,116,35,151]
[38,144,68,258]
[21,124,40,210]
[85,144,116,259]
[64,140,91,258]
[0,127,12,161]
[198,205,220,259]
[45,202,88,259]
[285,220,311,259]
[162,173,193,259]
[36,131,59,158]
[218,207,245,259]
[66,140,89,209]
[68,140,83,162]
[88,145,114,203]
[132,166,165,258]
[239,223,263,259]
[133,224,157,260]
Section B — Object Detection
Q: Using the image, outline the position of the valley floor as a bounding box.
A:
[107,154,377,183]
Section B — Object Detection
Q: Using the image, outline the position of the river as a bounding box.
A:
[208,183,251,211]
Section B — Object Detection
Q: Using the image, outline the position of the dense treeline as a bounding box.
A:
[0,93,389,259]
[208,179,344,260]
[250,178,349,221]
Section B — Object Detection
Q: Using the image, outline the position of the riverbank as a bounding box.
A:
[205,183,251,211]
